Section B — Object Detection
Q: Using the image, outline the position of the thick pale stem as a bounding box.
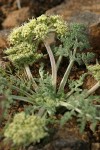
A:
[44,41,57,90]
[58,48,77,92]
[58,60,74,92]
[57,56,63,72]
[10,95,34,104]
[25,65,38,91]
[16,0,21,9]
[37,108,46,117]
[66,90,74,99]
[85,81,100,98]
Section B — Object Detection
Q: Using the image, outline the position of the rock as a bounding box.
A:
[2,7,32,29]
[89,22,100,50]
[0,29,10,57]
[27,146,36,150]
[0,36,7,50]
[91,143,100,150]
[0,9,5,29]
[42,124,90,150]
[52,138,89,150]
[46,0,100,27]
[0,30,11,69]
[43,138,90,150]
[0,30,10,49]
[69,11,100,26]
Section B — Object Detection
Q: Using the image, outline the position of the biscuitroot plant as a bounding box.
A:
[0,15,100,148]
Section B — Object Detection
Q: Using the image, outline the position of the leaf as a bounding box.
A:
[60,110,75,126]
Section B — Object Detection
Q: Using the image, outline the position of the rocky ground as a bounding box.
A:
[0,0,100,150]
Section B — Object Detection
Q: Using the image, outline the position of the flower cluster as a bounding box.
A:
[37,14,48,23]
[49,15,63,23]
[6,15,68,67]
[21,23,34,41]
[4,112,47,146]
[87,64,100,81]
[8,26,23,45]
[8,15,68,44]
[33,23,49,40]
[53,18,67,37]
[5,42,42,67]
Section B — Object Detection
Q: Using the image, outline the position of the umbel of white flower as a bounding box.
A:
[4,112,47,146]
[8,15,67,44]
[5,15,68,67]
[5,42,42,67]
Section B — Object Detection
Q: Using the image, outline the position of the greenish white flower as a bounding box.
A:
[8,26,23,45]
[6,14,69,68]
[37,15,48,23]
[49,15,62,23]
[22,19,37,41]
[5,42,42,67]
[33,23,49,40]
[87,64,100,81]
[4,112,47,146]
[22,24,33,39]
[53,20,68,36]
[27,18,37,28]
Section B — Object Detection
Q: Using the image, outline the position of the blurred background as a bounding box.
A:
[0,0,100,29]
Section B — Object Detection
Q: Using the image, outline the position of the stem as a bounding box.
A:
[44,41,57,90]
[66,90,74,98]
[10,95,34,104]
[85,81,100,98]
[37,108,46,117]
[58,47,77,92]
[24,65,33,79]
[12,85,34,99]
[37,40,58,117]
[58,60,74,92]
[16,0,21,9]
[57,56,63,72]
[24,65,38,91]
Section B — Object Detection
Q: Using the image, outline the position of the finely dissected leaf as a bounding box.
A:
[60,110,75,126]
[54,23,90,58]
[75,52,95,65]
[60,92,99,132]
[68,73,87,93]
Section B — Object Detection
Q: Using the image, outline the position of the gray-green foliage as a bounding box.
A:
[61,92,99,132]
[54,23,90,58]
[0,14,99,148]
[68,73,87,93]
[75,52,95,65]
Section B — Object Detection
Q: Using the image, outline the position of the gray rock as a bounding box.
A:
[51,137,90,150]
[91,143,100,150]
[69,11,100,26]
[46,0,100,27]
